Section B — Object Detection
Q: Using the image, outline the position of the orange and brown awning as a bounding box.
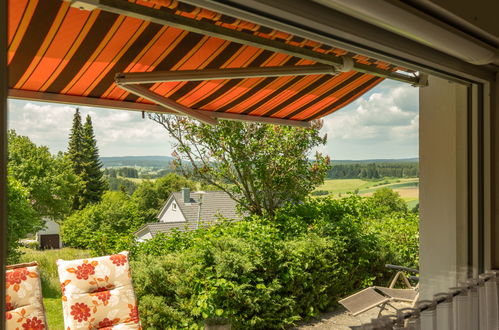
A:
[7,0,420,126]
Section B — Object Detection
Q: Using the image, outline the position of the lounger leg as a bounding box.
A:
[377,301,390,318]
[377,301,399,318]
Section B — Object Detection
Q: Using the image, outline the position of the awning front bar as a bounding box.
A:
[115,64,338,85]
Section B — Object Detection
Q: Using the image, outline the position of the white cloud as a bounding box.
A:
[319,80,419,159]
[8,100,175,157]
[7,79,418,160]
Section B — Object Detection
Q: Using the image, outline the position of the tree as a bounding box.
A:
[67,108,86,209]
[67,110,106,209]
[7,177,42,263]
[61,191,148,255]
[370,187,408,214]
[149,115,331,216]
[131,173,196,220]
[81,114,107,205]
[8,130,81,220]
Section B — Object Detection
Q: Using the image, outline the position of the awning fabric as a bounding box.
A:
[8,0,412,125]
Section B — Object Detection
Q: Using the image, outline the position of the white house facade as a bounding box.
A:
[134,188,244,241]
[158,195,187,223]
[36,218,62,249]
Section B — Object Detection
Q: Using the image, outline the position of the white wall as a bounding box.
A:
[37,218,60,235]
[36,218,62,248]
[136,230,153,241]
[159,199,186,223]
[419,76,469,299]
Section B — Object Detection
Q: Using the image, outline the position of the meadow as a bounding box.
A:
[315,178,419,208]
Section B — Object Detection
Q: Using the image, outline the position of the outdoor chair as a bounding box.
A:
[339,264,419,317]
[57,251,141,329]
[5,261,48,329]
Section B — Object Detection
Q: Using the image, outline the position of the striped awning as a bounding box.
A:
[7,0,419,126]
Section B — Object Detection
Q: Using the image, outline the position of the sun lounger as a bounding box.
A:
[339,264,419,316]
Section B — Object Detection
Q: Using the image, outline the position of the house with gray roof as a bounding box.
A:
[134,188,244,241]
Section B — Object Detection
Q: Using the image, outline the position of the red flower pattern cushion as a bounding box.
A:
[57,251,141,329]
[5,262,47,330]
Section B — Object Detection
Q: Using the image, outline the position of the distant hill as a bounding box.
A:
[101,156,174,168]
[100,156,419,168]
[331,158,419,164]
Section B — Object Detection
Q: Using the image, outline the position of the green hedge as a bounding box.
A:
[130,195,418,329]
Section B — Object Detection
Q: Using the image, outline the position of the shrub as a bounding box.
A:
[133,230,375,329]
[22,240,40,250]
[310,190,329,196]
[61,191,149,255]
[366,213,419,269]
[79,190,417,329]
[130,194,412,329]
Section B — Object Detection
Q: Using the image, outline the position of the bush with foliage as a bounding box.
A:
[368,187,408,215]
[7,177,42,263]
[61,191,147,255]
[366,213,419,269]
[131,193,418,329]
[131,173,197,219]
[8,130,81,220]
[105,176,138,195]
[310,190,329,196]
[62,173,202,255]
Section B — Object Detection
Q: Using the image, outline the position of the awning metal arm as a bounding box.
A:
[115,64,341,126]
[118,84,218,126]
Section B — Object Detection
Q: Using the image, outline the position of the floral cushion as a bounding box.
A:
[57,251,141,329]
[5,262,47,330]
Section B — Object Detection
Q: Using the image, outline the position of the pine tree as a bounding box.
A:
[67,109,106,210]
[67,109,85,210]
[81,114,107,206]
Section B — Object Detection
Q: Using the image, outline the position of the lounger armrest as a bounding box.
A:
[408,275,419,282]
[385,264,419,274]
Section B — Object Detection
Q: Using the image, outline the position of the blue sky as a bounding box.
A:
[7,79,418,160]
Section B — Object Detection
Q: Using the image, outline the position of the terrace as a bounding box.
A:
[1,0,499,329]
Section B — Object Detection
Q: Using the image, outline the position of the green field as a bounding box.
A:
[19,248,91,329]
[315,178,419,206]
[123,176,150,184]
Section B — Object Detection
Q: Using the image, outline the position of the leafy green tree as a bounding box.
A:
[61,191,148,254]
[8,130,81,220]
[106,176,137,195]
[370,187,408,214]
[7,177,42,263]
[81,114,107,205]
[150,115,331,216]
[131,173,196,219]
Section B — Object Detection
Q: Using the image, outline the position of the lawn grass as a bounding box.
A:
[19,247,90,298]
[43,298,64,329]
[19,247,90,328]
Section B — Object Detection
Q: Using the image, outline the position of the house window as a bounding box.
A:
[172,203,177,211]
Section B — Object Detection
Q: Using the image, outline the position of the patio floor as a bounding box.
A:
[294,302,408,329]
